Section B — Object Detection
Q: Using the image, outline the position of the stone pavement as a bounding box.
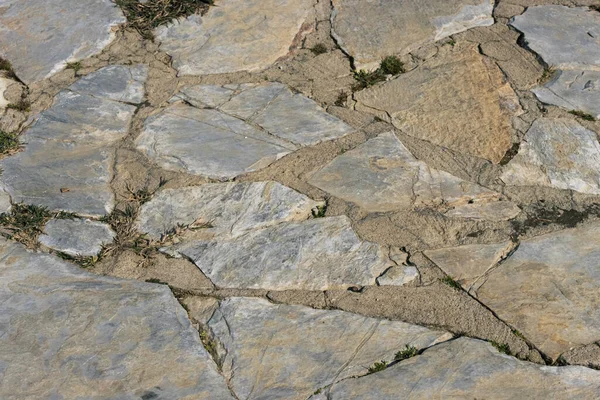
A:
[1,0,600,398]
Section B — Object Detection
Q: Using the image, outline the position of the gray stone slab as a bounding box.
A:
[69,64,148,104]
[39,218,116,257]
[331,0,494,70]
[533,70,600,119]
[473,223,600,359]
[207,297,452,399]
[0,65,146,216]
[155,0,316,75]
[510,6,600,71]
[137,83,353,179]
[309,132,520,220]
[501,118,600,195]
[136,181,319,239]
[135,103,292,180]
[326,338,600,399]
[0,0,125,84]
[0,237,234,399]
[166,216,392,290]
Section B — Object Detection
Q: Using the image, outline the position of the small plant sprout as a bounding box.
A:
[379,56,405,75]
[394,345,419,361]
[66,61,83,73]
[310,43,328,55]
[440,275,462,291]
[491,341,511,355]
[569,110,595,121]
[367,360,388,374]
[0,130,20,155]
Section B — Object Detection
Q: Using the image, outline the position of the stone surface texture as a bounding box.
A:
[168,216,391,290]
[501,119,600,195]
[136,83,352,179]
[326,338,600,399]
[331,0,494,70]
[473,223,600,359]
[39,218,116,257]
[0,0,125,83]
[309,132,519,220]
[355,44,522,163]
[0,237,234,399]
[207,298,452,399]
[510,6,600,71]
[155,0,316,75]
[533,70,600,119]
[0,65,147,216]
[136,181,319,239]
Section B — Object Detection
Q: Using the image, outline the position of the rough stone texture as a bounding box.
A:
[326,338,600,399]
[167,216,391,290]
[473,223,600,359]
[425,241,514,291]
[331,0,494,70]
[501,119,600,195]
[355,44,522,163]
[533,70,600,118]
[510,6,600,71]
[39,218,116,257]
[69,64,148,104]
[0,78,10,109]
[376,266,420,286]
[136,83,352,179]
[207,298,452,399]
[309,132,519,220]
[136,181,319,239]
[0,0,125,84]
[0,237,234,399]
[0,65,146,216]
[0,188,11,214]
[155,0,316,76]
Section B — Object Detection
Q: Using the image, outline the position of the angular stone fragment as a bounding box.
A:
[376,266,419,286]
[501,119,600,195]
[0,0,125,84]
[69,64,148,104]
[533,70,600,119]
[137,83,352,179]
[331,0,494,70]
[327,338,600,399]
[39,218,115,257]
[0,65,146,216]
[0,237,234,399]
[136,181,319,239]
[510,6,600,71]
[167,216,391,290]
[207,298,452,399]
[425,241,513,291]
[309,132,519,220]
[355,44,522,163]
[155,0,316,76]
[471,223,600,359]
[0,78,12,109]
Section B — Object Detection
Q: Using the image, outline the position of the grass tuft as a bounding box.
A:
[379,56,405,76]
[491,341,511,355]
[310,43,328,55]
[0,57,18,80]
[115,0,213,40]
[394,345,419,361]
[66,61,83,73]
[569,110,595,121]
[353,56,404,90]
[0,130,20,155]
[440,275,462,291]
[367,360,388,374]
[0,204,52,247]
[7,99,31,112]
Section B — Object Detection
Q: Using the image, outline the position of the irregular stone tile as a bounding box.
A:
[207,297,452,399]
[474,223,600,358]
[136,181,319,239]
[0,188,11,214]
[331,0,494,70]
[167,216,391,290]
[309,132,518,220]
[39,218,115,257]
[0,77,11,109]
[69,64,148,104]
[0,237,234,399]
[533,70,600,119]
[326,338,600,399]
[0,65,146,216]
[137,83,352,179]
[376,265,419,286]
[155,0,316,76]
[0,0,125,84]
[510,6,600,71]
[355,44,522,163]
[445,200,521,221]
[501,118,600,195]
[425,241,513,291]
